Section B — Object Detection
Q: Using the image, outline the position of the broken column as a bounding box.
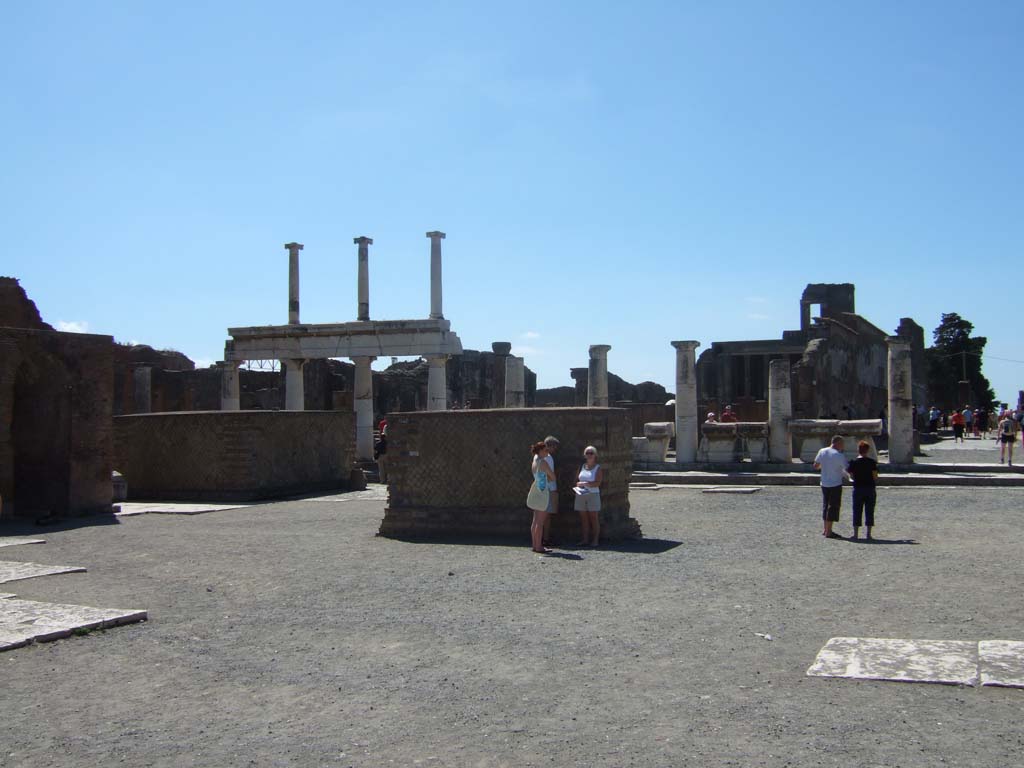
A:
[354,355,375,459]
[426,355,448,411]
[284,359,305,411]
[505,355,526,408]
[133,365,152,414]
[219,361,241,411]
[587,345,611,407]
[354,236,372,321]
[887,337,914,464]
[427,231,445,320]
[768,358,792,463]
[671,340,700,464]
[491,342,511,408]
[285,242,303,324]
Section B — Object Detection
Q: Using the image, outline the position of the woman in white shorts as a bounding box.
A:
[574,446,604,547]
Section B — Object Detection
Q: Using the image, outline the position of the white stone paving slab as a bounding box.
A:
[807,637,979,686]
[701,487,763,494]
[0,538,46,548]
[309,487,389,502]
[0,597,147,651]
[0,561,86,584]
[979,640,1024,688]
[115,502,249,516]
[0,594,15,599]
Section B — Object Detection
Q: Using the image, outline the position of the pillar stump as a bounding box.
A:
[671,341,700,464]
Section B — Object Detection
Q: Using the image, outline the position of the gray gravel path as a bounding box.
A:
[1,486,1022,767]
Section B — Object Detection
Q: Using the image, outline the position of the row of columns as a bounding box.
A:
[584,336,914,466]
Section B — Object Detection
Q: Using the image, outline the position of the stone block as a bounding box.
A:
[0,597,146,652]
[699,423,738,462]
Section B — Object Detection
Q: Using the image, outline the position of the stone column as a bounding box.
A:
[426,231,445,320]
[133,366,152,414]
[219,361,241,411]
[353,356,376,459]
[505,355,525,408]
[587,345,611,407]
[354,236,372,321]
[285,242,303,324]
[426,355,448,411]
[767,359,792,463]
[570,367,588,406]
[887,337,914,464]
[671,341,700,463]
[284,359,306,410]
[491,342,511,408]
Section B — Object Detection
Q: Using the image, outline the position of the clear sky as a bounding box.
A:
[4,2,1022,403]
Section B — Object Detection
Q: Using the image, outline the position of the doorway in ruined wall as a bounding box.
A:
[11,349,73,516]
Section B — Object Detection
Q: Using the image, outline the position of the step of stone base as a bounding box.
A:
[632,471,1024,488]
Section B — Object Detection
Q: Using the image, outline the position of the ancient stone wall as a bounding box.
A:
[379,408,641,540]
[0,327,114,518]
[0,277,52,331]
[113,411,355,501]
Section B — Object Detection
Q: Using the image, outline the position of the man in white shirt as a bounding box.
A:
[814,435,849,539]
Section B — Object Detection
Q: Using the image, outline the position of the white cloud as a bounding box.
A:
[56,320,89,333]
[520,331,541,339]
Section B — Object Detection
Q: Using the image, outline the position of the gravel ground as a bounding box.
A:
[919,434,1020,467]
[2,485,1023,768]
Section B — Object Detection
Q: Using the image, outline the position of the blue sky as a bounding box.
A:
[4,2,1022,402]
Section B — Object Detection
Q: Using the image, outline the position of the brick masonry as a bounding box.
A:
[113,411,356,501]
[379,407,641,541]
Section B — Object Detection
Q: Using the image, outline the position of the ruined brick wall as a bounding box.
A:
[113,411,355,501]
[0,277,53,330]
[0,328,113,518]
[380,408,640,541]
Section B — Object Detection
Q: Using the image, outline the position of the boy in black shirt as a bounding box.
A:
[849,440,879,540]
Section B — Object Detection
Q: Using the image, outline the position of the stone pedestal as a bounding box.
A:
[504,356,525,408]
[426,355,448,411]
[790,419,840,463]
[699,423,738,463]
[427,231,445,319]
[633,421,674,464]
[284,359,305,411]
[887,337,914,464]
[354,236,372,321]
[285,242,303,324]
[768,359,792,463]
[219,361,241,411]
[353,356,376,459]
[671,341,700,464]
[133,366,152,414]
[837,419,883,461]
[587,345,611,407]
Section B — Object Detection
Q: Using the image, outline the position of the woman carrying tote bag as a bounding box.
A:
[527,441,557,553]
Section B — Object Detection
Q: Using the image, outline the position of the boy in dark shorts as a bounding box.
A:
[848,440,879,540]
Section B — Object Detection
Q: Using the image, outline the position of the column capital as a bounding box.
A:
[426,354,449,364]
[284,242,304,252]
[491,341,512,356]
[351,355,377,364]
[426,231,446,240]
[589,344,612,356]
[671,340,700,351]
[353,236,374,246]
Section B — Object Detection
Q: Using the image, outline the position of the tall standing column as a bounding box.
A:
[354,236,373,321]
[353,356,376,459]
[767,359,792,463]
[285,242,303,324]
[219,361,241,411]
[491,342,511,408]
[887,337,914,464]
[426,355,449,411]
[671,341,700,463]
[587,345,611,407]
[426,231,445,320]
[505,356,526,408]
[133,366,152,414]
[284,359,306,411]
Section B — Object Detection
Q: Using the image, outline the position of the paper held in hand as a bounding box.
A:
[572,486,592,496]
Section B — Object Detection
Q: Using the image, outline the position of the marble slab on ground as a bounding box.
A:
[702,487,763,494]
[0,561,86,584]
[115,502,250,517]
[0,597,147,651]
[308,487,389,502]
[807,637,979,685]
[979,640,1024,688]
[0,538,45,548]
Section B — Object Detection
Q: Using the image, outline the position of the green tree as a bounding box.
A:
[925,313,996,410]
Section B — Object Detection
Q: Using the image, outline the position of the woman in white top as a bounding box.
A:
[574,445,604,547]
[530,441,557,553]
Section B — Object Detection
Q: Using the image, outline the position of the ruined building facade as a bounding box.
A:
[696,283,927,421]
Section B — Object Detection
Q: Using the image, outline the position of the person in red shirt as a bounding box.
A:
[950,409,966,443]
[719,405,738,423]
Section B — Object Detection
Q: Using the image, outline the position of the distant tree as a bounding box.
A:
[925,313,996,410]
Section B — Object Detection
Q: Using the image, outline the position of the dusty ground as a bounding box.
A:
[2,485,1023,767]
